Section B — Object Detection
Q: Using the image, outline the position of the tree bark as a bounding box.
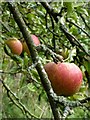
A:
[7,2,61,120]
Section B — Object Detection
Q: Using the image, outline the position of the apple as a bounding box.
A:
[5,38,23,55]
[22,41,30,56]
[22,35,40,55]
[31,34,40,46]
[44,62,83,96]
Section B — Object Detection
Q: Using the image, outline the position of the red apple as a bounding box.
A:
[22,34,40,55]
[31,34,40,46]
[44,62,83,96]
[5,38,23,55]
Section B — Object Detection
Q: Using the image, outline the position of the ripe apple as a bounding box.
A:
[5,38,23,55]
[44,62,83,96]
[22,35,40,55]
[31,34,40,46]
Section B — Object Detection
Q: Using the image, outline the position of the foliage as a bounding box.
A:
[0,1,90,119]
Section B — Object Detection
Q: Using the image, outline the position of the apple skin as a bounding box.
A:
[44,62,83,96]
[5,38,23,55]
[22,35,40,55]
[31,35,40,46]
[22,42,30,56]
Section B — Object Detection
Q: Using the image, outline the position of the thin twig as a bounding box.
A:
[0,70,20,75]
[39,103,48,118]
[49,14,56,50]
[0,20,10,32]
[45,13,59,37]
[66,18,90,38]
[79,13,90,30]
[36,44,63,62]
[41,2,59,22]
[1,79,39,118]
[60,24,90,57]
[7,91,28,117]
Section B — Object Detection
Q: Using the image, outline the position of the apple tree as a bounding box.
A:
[0,1,90,119]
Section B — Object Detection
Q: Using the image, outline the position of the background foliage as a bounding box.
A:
[0,1,90,119]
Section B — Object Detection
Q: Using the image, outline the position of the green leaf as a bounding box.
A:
[27,83,36,92]
[84,61,90,74]
[64,2,73,16]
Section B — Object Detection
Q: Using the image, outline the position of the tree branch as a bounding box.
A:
[41,2,90,57]
[54,95,90,108]
[7,2,61,119]
[0,20,10,32]
[36,44,63,62]
[41,2,59,22]
[1,79,38,118]
[79,13,90,30]
[45,13,59,37]
[60,24,90,57]
[66,18,90,38]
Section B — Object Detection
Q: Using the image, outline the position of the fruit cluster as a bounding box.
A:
[5,35,83,96]
[5,34,40,56]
